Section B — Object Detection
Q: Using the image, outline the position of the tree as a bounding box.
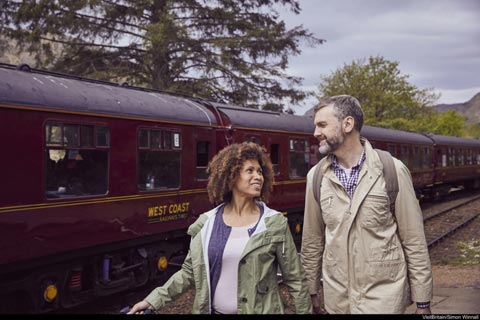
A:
[463,123,480,139]
[317,56,440,131]
[430,110,465,137]
[0,0,324,111]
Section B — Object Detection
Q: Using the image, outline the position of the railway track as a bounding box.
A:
[423,194,480,248]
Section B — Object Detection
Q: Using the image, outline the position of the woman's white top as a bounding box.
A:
[212,222,255,314]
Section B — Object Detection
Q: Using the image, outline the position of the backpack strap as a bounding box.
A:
[312,149,399,217]
[375,149,399,217]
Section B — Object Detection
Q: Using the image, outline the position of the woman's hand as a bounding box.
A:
[127,300,154,314]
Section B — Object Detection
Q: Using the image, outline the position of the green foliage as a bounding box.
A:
[463,123,480,139]
[451,239,480,266]
[428,109,466,136]
[318,55,440,131]
[1,0,324,110]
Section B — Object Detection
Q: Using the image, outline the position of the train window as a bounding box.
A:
[422,147,431,169]
[245,135,261,144]
[139,130,149,148]
[289,139,309,179]
[150,130,162,149]
[196,141,209,180]
[441,148,447,167]
[413,147,420,169]
[448,148,455,166]
[64,124,80,147]
[96,126,110,147]
[138,129,181,191]
[387,144,397,157]
[400,145,409,166]
[45,122,109,199]
[46,123,62,146]
[270,144,280,175]
[164,131,173,149]
[458,149,464,166]
[81,125,94,147]
[467,149,473,165]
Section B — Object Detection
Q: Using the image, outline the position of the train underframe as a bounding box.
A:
[0,232,188,314]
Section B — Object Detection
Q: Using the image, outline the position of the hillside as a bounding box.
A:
[434,92,480,124]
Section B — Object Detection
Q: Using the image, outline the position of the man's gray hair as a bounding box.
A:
[313,95,364,132]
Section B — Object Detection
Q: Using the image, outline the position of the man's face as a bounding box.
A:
[313,104,345,155]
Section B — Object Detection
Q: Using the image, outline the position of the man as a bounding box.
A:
[301,95,433,314]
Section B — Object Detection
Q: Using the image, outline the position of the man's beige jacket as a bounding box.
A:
[301,139,433,314]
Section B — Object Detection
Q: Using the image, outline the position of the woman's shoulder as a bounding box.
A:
[261,202,288,227]
[186,214,208,236]
[186,204,223,236]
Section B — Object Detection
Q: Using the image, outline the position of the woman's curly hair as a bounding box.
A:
[206,142,274,205]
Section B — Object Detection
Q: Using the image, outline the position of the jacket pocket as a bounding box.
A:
[359,194,390,228]
[321,194,341,231]
[255,278,282,314]
[368,260,406,282]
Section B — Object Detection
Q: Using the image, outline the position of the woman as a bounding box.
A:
[128,142,311,314]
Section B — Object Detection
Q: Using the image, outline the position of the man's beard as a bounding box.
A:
[318,132,344,155]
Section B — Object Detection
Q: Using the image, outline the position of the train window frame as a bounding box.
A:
[45,122,109,199]
[457,149,465,166]
[387,144,397,158]
[440,148,447,167]
[400,145,409,166]
[422,147,431,169]
[288,138,309,179]
[244,135,261,145]
[448,148,455,166]
[196,140,210,181]
[270,143,280,176]
[412,146,421,170]
[466,149,473,165]
[137,127,182,191]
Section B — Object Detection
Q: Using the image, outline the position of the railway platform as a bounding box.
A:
[405,286,480,314]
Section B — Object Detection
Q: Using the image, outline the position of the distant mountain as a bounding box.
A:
[434,92,480,124]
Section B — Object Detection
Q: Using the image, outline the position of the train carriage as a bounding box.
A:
[360,125,435,195]
[426,133,480,198]
[0,64,221,312]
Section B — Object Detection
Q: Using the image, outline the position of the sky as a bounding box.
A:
[277,0,480,115]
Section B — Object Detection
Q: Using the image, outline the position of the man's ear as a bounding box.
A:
[343,116,354,133]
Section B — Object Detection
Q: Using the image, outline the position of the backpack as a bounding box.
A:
[312,149,399,216]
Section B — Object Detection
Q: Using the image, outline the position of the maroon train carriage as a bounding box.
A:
[425,133,480,198]
[0,64,317,313]
[0,63,220,312]
[360,125,435,198]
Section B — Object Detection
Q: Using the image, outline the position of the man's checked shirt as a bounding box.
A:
[331,148,366,199]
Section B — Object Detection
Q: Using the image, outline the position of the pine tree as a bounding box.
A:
[1,0,324,110]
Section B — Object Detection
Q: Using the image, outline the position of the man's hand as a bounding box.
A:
[311,294,328,314]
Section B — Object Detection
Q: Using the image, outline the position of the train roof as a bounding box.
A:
[210,102,314,134]
[360,125,433,145]
[425,133,480,148]
[0,64,217,126]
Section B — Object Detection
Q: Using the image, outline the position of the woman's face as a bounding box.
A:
[232,159,264,199]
